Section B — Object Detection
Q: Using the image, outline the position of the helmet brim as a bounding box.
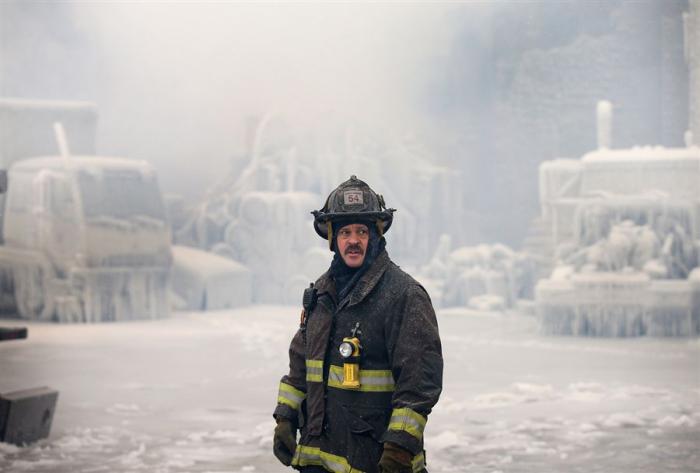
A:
[313,210,394,239]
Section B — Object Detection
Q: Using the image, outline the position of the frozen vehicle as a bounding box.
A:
[0,98,98,236]
[0,156,172,322]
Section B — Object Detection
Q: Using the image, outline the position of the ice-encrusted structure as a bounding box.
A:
[0,156,172,322]
[536,143,700,336]
[417,235,537,311]
[171,245,251,311]
[0,98,176,323]
[174,125,331,303]
[175,114,463,303]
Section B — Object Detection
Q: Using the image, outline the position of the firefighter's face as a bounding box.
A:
[337,223,370,268]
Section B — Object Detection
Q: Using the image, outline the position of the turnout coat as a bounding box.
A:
[274,250,443,473]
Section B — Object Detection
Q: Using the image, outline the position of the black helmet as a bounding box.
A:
[312,175,395,245]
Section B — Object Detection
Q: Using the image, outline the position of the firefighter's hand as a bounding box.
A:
[378,441,413,473]
[273,418,297,466]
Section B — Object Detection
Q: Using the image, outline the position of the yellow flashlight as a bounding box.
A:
[339,336,361,389]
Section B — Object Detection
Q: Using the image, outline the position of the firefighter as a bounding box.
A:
[272,176,443,473]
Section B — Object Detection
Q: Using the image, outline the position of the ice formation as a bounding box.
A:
[173,114,463,303]
[0,156,171,322]
[170,245,251,311]
[417,234,537,310]
[536,142,700,336]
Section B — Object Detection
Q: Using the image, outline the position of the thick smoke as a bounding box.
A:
[68,3,469,199]
[0,1,691,247]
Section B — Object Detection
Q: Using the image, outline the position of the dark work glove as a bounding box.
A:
[273,418,297,466]
[378,441,413,473]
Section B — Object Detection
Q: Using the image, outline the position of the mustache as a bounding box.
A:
[344,243,364,255]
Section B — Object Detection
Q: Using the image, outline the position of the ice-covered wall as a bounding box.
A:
[482,2,690,246]
[686,0,700,142]
[542,147,700,247]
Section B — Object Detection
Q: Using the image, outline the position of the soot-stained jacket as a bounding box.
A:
[273,250,443,473]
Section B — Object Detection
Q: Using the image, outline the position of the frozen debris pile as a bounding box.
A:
[418,235,537,310]
[173,114,464,303]
[536,143,700,336]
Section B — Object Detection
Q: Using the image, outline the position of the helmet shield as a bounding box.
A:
[312,175,395,240]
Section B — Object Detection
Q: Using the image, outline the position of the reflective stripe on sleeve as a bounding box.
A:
[305,359,324,382]
[387,407,427,440]
[411,451,425,473]
[291,443,423,473]
[292,444,364,473]
[277,382,306,410]
[327,365,395,392]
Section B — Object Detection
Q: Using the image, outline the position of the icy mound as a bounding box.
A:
[171,245,251,311]
[417,235,537,309]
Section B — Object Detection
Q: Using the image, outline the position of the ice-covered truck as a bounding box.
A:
[0,98,172,322]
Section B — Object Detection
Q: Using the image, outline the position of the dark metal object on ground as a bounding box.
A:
[0,327,28,341]
[0,387,59,446]
[0,327,60,446]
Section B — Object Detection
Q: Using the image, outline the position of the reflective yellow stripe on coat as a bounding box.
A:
[387,407,427,440]
[327,365,395,392]
[306,359,324,382]
[292,444,425,473]
[292,445,364,473]
[277,382,306,410]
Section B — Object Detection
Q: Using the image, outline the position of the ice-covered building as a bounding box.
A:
[535,104,700,336]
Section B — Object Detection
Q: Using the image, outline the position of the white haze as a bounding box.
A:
[70,3,472,199]
[4,2,690,248]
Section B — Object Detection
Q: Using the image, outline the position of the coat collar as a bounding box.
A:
[347,249,390,307]
[314,269,336,301]
[315,249,391,309]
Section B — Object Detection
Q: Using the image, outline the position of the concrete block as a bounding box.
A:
[0,387,58,446]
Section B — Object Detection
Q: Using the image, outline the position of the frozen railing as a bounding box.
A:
[573,196,696,246]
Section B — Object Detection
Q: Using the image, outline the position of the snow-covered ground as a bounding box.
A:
[0,307,698,473]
